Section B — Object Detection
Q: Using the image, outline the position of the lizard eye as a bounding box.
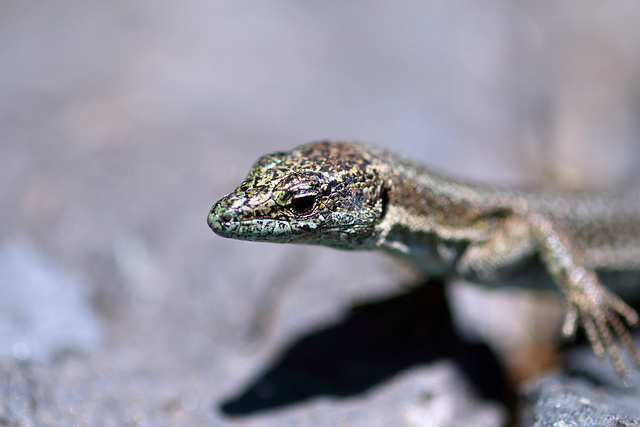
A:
[291,195,316,214]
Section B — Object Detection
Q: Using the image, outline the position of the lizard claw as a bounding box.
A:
[565,273,640,378]
[561,304,578,337]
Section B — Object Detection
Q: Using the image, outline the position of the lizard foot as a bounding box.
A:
[560,267,640,380]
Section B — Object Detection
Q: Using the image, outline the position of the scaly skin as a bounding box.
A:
[208,141,640,380]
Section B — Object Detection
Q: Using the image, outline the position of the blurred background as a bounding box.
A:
[1,1,640,425]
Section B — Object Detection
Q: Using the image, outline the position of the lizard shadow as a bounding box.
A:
[218,278,508,416]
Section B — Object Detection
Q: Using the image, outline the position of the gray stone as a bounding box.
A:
[520,373,640,427]
[231,362,506,427]
[0,239,102,362]
[2,1,640,425]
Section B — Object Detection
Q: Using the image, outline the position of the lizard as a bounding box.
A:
[207,140,640,380]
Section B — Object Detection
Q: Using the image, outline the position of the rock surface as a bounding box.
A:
[520,373,640,427]
[2,1,640,426]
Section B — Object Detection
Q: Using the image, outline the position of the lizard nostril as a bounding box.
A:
[208,202,236,230]
[207,204,240,236]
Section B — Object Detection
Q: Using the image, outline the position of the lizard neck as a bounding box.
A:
[368,148,511,273]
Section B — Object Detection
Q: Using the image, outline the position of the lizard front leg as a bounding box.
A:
[458,211,640,379]
[456,214,537,283]
[528,212,640,379]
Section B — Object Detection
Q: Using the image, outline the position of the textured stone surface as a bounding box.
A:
[0,240,102,362]
[519,335,640,427]
[2,1,640,426]
[520,373,640,427]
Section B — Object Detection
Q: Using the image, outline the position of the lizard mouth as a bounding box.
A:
[208,209,362,245]
[208,210,255,238]
[208,209,304,242]
[208,201,375,246]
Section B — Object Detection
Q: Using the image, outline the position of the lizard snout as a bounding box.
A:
[207,199,238,236]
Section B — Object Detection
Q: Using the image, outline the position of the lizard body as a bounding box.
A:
[208,141,640,379]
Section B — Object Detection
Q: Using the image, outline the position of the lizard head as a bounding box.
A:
[208,141,388,249]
